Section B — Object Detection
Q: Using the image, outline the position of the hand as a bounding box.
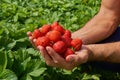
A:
[27,31,90,70]
[27,31,37,49]
[37,45,90,70]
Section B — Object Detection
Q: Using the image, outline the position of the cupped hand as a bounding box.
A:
[37,45,90,70]
[27,31,90,70]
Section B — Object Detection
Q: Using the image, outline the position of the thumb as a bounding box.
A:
[65,55,77,63]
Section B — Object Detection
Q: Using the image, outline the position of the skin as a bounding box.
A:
[27,0,120,70]
[72,0,120,44]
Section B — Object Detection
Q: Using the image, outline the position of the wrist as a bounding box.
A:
[81,45,94,62]
[85,44,102,62]
[84,45,94,62]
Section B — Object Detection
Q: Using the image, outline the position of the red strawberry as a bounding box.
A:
[53,41,67,54]
[52,25,65,35]
[71,38,82,51]
[64,48,74,58]
[63,30,71,38]
[41,24,51,34]
[35,36,50,47]
[32,29,43,39]
[51,21,59,29]
[62,35,72,47]
[45,31,51,37]
[49,41,54,47]
[48,30,62,42]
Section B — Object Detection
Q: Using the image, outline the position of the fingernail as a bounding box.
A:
[37,46,41,50]
[54,60,58,64]
[66,56,74,62]
[29,36,32,39]
[46,47,50,51]
[33,39,36,42]
[27,31,31,35]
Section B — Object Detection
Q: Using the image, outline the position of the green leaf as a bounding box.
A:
[29,68,47,77]
[27,48,36,55]
[21,57,31,71]
[32,11,39,16]
[26,48,39,56]
[16,37,27,42]
[62,69,72,75]
[0,51,7,77]
[25,74,32,80]
[20,74,32,80]
[0,28,4,35]
[6,41,16,50]
[13,13,18,22]
[0,69,17,80]
[82,73,100,80]
[1,0,11,3]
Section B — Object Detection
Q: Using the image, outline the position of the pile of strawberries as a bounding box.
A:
[32,22,82,58]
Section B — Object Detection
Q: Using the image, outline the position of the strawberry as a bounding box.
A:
[53,41,67,54]
[48,30,62,42]
[51,21,59,29]
[41,24,51,34]
[63,30,71,38]
[49,41,54,47]
[32,29,43,39]
[71,38,82,51]
[45,31,51,37]
[64,48,74,58]
[62,35,72,47]
[35,36,50,47]
[52,25,65,35]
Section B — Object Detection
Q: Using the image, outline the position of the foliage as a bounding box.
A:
[0,0,120,80]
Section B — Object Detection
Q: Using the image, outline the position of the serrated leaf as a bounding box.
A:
[82,73,100,80]
[0,51,7,77]
[6,41,16,50]
[32,11,39,16]
[26,48,40,56]
[91,75,100,80]
[0,69,17,80]
[13,13,18,22]
[29,68,47,77]
[26,74,32,80]
[16,37,27,42]
[62,69,72,75]
[21,74,32,80]
[0,28,4,35]
[21,57,31,71]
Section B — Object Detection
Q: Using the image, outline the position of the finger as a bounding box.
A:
[66,52,87,65]
[29,36,34,44]
[27,32,38,50]
[29,36,36,48]
[37,46,54,66]
[27,31,32,36]
[33,39,36,43]
[37,46,47,57]
[39,28,42,30]
[66,54,78,63]
[46,46,77,70]
[76,51,89,64]
[46,46,65,63]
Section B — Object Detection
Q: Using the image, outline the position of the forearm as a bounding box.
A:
[72,0,120,44]
[72,14,119,44]
[86,42,120,63]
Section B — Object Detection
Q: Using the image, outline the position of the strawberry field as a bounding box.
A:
[0,0,120,80]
